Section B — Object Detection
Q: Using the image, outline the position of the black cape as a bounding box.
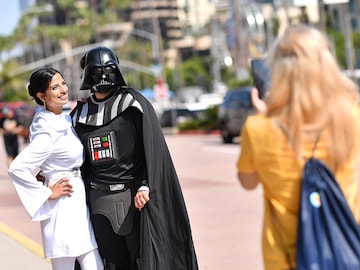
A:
[73,88,198,270]
[130,88,198,270]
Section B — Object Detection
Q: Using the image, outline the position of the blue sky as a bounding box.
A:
[0,1,21,36]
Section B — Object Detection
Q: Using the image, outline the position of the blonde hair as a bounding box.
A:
[265,24,359,171]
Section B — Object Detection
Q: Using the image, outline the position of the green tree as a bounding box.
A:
[328,29,347,69]
[0,61,32,102]
[181,56,212,90]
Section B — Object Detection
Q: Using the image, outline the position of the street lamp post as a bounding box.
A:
[149,3,165,80]
[340,3,356,76]
[233,0,248,80]
[9,37,160,77]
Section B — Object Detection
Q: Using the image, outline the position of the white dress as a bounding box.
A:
[8,110,98,259]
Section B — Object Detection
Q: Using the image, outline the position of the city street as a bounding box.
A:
[0,133,264,269]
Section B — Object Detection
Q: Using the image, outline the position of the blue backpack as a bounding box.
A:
[296,157,360,270]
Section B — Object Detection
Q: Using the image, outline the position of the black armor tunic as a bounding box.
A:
[71,87,198,269]
[71,87,147,185]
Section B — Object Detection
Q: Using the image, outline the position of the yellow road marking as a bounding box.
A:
[0,221,50,263]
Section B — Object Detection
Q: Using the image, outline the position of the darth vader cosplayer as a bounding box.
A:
[71,47,198,270]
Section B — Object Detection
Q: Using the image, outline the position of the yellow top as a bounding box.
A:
[237,113,360,270]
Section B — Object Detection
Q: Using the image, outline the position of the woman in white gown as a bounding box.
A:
[8,68,104,270]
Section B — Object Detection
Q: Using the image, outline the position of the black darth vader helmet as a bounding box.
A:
[80,46,127,92]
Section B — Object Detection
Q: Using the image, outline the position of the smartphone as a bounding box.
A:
[250,58,270,99]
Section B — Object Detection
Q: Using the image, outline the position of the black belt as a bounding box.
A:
[89,181,128,191]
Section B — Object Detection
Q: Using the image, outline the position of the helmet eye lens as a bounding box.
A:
[89,66,115,76]
[90,67,102,76]
[104,65,115,74]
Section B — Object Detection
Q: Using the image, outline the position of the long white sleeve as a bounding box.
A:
[8,110,98,258]
[8,132,55,221]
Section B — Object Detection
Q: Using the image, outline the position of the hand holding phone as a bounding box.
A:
[251,58,270,99]
[251,88,267,114]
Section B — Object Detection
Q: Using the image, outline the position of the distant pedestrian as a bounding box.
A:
[0,107,24,166]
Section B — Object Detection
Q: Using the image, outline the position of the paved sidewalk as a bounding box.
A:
[0,136,50,269]
[0,222,50,270]
[0,134,265,270]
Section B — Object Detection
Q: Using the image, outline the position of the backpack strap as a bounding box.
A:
[271,121,321,268]
[310,132,321,158]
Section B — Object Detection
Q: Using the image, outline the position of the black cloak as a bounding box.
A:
[72,87,198,270]
[129,88,198,270]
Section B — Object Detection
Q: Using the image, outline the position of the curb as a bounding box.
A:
[178,129,221,135]
[162,127,221,135]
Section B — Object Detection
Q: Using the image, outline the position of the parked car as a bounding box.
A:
[218,87,255,143]
[159,106,207,128]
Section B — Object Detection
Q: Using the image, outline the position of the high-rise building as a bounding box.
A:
[130,0,183,45]
[177,0,216,32]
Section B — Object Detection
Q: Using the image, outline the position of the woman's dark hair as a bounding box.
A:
[28,68,62,105]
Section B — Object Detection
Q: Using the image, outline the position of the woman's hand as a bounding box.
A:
[48,178,73,200]
[134,191,150,211]
[251,87,267,114]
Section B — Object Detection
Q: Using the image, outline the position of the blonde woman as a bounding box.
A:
[237,25,360,270]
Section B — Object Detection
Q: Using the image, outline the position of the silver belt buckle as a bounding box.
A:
[72,169,81,177]
[109,184,125,191]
